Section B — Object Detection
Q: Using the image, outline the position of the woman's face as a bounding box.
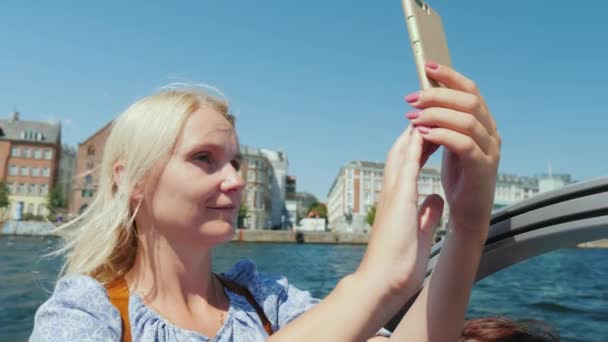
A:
[137,106,243,246]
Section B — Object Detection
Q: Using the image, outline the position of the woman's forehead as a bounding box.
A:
[177,108,238,150]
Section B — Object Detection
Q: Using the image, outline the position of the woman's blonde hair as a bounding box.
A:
[54,85,234,283]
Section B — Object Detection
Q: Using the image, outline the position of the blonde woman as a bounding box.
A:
[30,64,500,341]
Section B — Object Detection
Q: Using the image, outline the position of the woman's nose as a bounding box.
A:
[220,165,245,193]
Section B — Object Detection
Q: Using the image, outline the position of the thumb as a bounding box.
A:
[417,194,445,247]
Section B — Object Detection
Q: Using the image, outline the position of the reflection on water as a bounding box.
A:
[1,236,606,341]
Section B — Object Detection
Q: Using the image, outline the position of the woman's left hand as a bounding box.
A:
[406,62,501,240]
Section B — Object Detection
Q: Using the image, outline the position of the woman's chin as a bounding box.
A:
[198,221,236,243]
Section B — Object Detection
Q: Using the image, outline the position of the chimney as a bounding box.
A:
[11,111,19,121]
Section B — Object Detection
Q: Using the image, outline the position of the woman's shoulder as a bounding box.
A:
[222,259,320,328]
[29,274,121,341]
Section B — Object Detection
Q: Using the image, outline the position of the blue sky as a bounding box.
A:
[1,1,607,200]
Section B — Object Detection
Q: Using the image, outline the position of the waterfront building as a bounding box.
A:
[69,122,111,215]
[0,111,61,219]
[285,176,297,228]
[259,148,289,229]
[239,145,273,230]
[493,173,539,209]
[326,160,444,233]
[57,144,77,211]
[327,160,574,233]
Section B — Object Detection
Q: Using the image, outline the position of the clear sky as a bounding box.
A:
[1,1,607,200]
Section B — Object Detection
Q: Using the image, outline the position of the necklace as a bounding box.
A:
[213,275,226,327]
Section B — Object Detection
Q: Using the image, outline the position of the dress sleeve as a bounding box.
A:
[274,278,320,327]
[29,275,122,342]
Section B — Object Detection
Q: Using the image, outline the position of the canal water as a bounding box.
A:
[1,236,606,341]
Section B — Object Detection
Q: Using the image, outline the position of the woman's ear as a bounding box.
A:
[113,163,125,191]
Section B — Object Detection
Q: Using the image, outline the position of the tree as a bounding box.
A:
[46,186,65,215]
[306,201,327,219]
[0,182,9,220]
[237,204,249,228]
[366,205,376,226]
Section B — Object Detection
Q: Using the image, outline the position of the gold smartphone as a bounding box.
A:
[402,0,452,88]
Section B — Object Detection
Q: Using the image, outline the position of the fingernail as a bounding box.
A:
[416,126,431,134]
[405,92,420,103]
[405,111,420,120]
[425,61,439,70]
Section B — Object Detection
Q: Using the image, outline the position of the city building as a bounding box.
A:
[327,160,574,233]
[327,160,444,232]
[57,144,77,210]
[0,111,61,219]
[239,145,273,230]
[69,122,112,215]
[285,176,297,228]
[259,149,289,229]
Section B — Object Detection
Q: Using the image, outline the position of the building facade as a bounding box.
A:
[259,149,289,229]
[58,144,77,211]
[0,112,61,219]
[327,161,444,232]
[327,161,574,233]
[239,146,273,230]
[69,122,112,215]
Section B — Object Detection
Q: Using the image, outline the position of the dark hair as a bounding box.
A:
[460,317,560,342]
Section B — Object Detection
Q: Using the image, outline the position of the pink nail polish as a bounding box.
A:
[405,92,420,103]
[406,111,420,120]
[416,126,431,134]
[425,61,439,70]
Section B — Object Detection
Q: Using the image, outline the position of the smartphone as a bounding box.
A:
[402,0,451,89]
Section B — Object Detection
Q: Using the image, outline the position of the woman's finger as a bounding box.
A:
[384,125,426,205]
[405,87,496,136]
[407,107,493,155]
[424,62,479,95]
[415,126,486,166]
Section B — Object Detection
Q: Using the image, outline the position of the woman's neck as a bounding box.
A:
[125,229,215,308]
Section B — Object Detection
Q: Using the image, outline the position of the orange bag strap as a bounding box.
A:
[215,274,274,336]
[105,278,132,342]
[105,275,274,339]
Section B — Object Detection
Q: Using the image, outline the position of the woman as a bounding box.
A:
[30,63,500,341]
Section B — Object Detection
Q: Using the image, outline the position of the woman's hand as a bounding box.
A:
[390,63,502,341]
[406,62,501,240]
[358,123,444,301]
[271,124,445,342]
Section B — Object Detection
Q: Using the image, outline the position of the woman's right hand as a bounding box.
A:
[357,124,444,308]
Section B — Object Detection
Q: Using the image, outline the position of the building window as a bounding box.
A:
[84,174,93,185]
[44,149,53,160]
[33,149,42,159]
[18,183,26,193]
[86,161,95,170]
[40,184,48,195]
[9,165,18,176]
[32,167,40,177]
[87,145,95,156]
[20,166,29,176]
[23,148,30,158]
[248,171,255,182]
[42,168,50,177]
[7,183,15,194]
[28,184,36,194]
[82,189,94,198]
[11,147,20,157]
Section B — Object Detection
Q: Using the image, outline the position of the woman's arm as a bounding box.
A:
[390,63,501,341]
[270,124,444,341]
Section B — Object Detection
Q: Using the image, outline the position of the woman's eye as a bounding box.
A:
[194,153,214,164]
